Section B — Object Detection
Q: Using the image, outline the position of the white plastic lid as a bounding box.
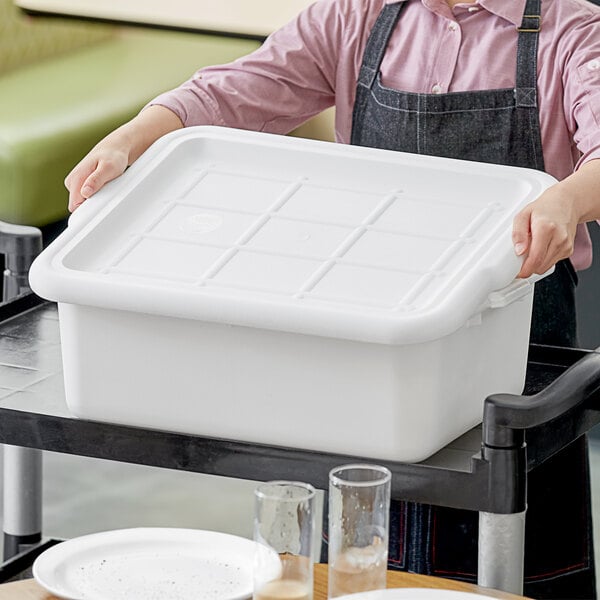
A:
[29,127,557,345]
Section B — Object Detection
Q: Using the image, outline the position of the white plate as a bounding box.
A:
[334,590,501,600]
[33,527,280,600]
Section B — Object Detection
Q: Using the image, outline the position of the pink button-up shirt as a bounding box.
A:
[150,0,600,269]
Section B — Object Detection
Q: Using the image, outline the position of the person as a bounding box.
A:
[65,0,600,597]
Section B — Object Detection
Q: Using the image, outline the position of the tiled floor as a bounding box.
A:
[0,432,596,596]
[40,452,259,542]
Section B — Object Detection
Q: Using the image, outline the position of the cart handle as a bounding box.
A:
[483,351,600,447]
[0,221,42,302]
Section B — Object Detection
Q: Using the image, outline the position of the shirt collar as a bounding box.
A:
[477,0,528,27]
[384,0,529,28]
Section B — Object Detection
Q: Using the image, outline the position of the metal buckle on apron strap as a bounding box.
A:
[517,15,541,33]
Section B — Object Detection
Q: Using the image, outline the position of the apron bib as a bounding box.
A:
[346,1,593,596]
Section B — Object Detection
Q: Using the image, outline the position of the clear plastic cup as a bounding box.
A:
[327,464,391,598]
[254,481,316,600]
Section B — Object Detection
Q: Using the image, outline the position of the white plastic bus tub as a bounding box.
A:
[29,127,557,462]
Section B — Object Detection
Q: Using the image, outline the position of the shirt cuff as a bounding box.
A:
[143,87,224,128]
[575,145,600,171]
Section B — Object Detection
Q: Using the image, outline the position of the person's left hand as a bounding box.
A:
[511,185,579,279]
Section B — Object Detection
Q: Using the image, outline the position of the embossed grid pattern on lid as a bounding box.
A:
[91,157,510,313]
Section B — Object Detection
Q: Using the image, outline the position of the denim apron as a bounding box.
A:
[349,0,595,597]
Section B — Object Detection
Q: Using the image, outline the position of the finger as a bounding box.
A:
[537,237,573,276]
[518,221,553,278]
[66,159,98,213]
[512,206,532,258]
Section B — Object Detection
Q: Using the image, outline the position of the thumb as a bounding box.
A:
[80,169,103,199]
[512,206,532,258]
[80,159,122,199]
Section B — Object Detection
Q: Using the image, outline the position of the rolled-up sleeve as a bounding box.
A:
[562,11,600,168]
[148,0,344,133]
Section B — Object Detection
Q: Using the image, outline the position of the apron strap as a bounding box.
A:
[357,2,406,89]
[515,0,542,108]
[360,0,542,103]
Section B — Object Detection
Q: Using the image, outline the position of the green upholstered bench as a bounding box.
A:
[0,2,260,227]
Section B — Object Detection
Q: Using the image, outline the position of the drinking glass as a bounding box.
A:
[327,464,391,598]
[253,481,316,600]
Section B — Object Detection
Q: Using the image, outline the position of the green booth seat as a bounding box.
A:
[0,27,259,227]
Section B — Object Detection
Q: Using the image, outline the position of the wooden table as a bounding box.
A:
[0,565,531,599]
[14,0,316,39]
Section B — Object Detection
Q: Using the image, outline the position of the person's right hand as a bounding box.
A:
[65,145,129,212]
[64,105,185,212]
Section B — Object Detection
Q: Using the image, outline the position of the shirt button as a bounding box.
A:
[431,84,443,94]
[448,22,458,31]
[588,59,600,71]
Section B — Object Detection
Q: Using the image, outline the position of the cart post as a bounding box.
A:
[478,510,525,594]
[3,445,43,559]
